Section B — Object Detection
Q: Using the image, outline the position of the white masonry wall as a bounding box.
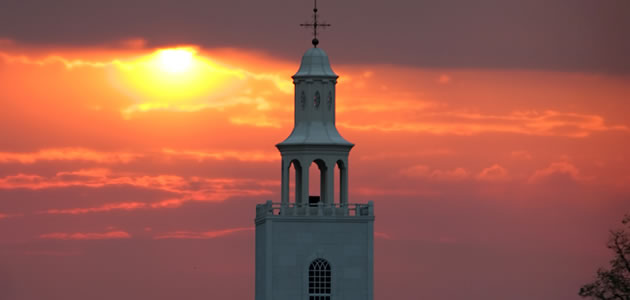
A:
[255,216,374,300]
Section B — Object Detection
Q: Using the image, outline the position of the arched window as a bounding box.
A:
[309,258,331,300]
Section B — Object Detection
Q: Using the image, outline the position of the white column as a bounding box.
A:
[299,160,309,206]
[340,163,348,205]
[324,164,334,205]
[295,161,302,206]
[319,163,326,204]
[281,159,289,205]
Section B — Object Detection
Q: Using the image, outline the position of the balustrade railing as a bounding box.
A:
[256,200,374,218]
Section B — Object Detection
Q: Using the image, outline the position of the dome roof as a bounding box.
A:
[278,46,351,149]
[292,47,338,78]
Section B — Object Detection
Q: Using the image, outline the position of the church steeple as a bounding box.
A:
[276,31,353,208]
[255,4,374,300]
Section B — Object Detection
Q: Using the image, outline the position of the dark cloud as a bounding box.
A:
[1,0,628,73]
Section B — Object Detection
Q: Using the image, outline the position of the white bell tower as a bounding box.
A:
[254,3,375,300]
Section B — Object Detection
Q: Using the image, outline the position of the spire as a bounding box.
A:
[300,0,331,47]
[275,1,353,210]
[277,1,350,148]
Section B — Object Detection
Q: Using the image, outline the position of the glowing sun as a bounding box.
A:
[111,46,249,113]
[156,48,195,73]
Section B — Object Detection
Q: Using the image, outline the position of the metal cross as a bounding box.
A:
[300,0,330,47]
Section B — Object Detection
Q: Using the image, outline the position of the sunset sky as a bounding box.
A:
[1,1,629,299]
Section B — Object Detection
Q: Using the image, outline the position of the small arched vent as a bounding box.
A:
[314,91,321,109]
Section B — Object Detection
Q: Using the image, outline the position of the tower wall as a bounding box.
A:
[255,215,374,300]
[294,78,336,125]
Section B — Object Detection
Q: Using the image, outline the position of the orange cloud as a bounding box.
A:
[476,164,510,182]
[0,171,186,192]
[117,38,148,49]
[339,110,629,137]
[0,38,14,46]
[0,212,24,220]
[511,150,533,160]
[437,74,451,84]
[354,186,438,197]
[0,51,113,69]
[0,148,281,165]
[0,42,628,218]
[0,47,291,117]
[400,165,431,177]
[2,45,628,146]
[430,168,470,181]
[40,230,131,240]
[528,161,585,183]
[0,148,141,164]
[0,169,275,214]
[401,165,470,181]
[40,198,187,215]
[358,149,454,161]
[153,227,253,239]
[42,202,148,215]
[161,148,277,162]
[338,100,437,114]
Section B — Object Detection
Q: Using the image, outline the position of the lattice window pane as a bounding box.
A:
[308,258,332,299]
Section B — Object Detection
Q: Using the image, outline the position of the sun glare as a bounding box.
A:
[156,48,195,73]
[111,46,250,113]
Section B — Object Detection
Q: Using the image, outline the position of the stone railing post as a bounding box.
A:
[266,200,273,215]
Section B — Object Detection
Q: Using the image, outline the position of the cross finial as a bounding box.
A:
[300,0,331,47]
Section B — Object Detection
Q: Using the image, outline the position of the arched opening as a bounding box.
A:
[309,159,327,206]
[309,161,321,198]
[309,258,331,300]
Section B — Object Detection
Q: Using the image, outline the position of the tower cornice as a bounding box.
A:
[275,143,354,154]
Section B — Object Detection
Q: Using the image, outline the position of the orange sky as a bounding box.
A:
[1,41,629,299]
